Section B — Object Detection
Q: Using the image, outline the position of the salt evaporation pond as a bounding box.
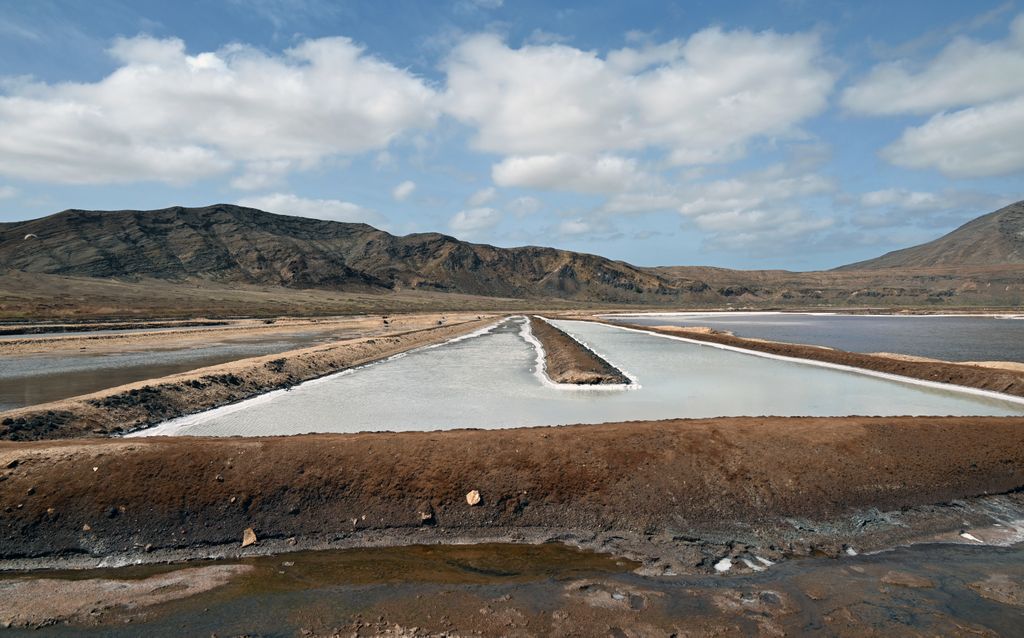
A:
[135,317,1024,437]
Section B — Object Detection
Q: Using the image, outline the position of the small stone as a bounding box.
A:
[881,570,935,589]
[466,490,481,506]
[287,537,297,546]
[46,507,55,516]
[26,486,34,495]
[144,544,154,552]
[92,467,98,472]
[229,496,237,503]
[215,474,224,482]
[82,523,92,532]
[242,527,257,547]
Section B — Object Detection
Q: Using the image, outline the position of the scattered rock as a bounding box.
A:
[968,574,1024,607]
[242,527,257,547]
[881,571,935,589]
[466,490,481,506]
[81,523,91,532]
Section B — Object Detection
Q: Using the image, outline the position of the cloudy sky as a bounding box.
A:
[0,0,1021,269]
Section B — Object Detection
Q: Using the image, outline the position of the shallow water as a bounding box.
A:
[609,312,1024,362]
[136,317,1024,437]
[5,542,1022,636]
[0,331,349,411]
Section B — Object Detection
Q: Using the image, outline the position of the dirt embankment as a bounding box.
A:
[0,316,498,440]
[2,416,1023,569]
[529,316,630,385]
[609,321,1024,398]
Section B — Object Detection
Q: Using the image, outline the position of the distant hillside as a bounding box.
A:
[0,205,711,304]
[2,201,1023,318]
[838,201,1024,270]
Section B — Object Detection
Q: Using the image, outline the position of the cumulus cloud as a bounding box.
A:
[0,35,439,184]
[881,96,1024,177]
[392,180,416,202]
[466,186,496,207]
[492,153,653,194]
[444,29,834,165]
[855,188,1009,228]
[845,15,1024,177]
[237,192,385,226]
[448,207,501,236]
[843,14,1024,115]
[507,196,541,217]
[673,163,836,249]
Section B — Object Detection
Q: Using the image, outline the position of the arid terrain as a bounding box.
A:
[1,203,1023,635]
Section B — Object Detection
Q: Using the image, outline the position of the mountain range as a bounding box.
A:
[1,200,1022,317]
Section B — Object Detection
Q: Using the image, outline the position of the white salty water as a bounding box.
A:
[134,317,1024,437]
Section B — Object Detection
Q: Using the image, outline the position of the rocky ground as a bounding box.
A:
[527,316,630,385]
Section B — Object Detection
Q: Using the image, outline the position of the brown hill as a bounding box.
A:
[0,204,710,304]
[838,201,1024,270]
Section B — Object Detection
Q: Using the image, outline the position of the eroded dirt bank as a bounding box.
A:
[1,416,1023,573]
[528,316,630,385]
[0,316,498,440]
[605,320,1024,398]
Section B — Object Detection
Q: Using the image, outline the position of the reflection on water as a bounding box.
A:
[137,318,1024,437]
[609,312,1024,362]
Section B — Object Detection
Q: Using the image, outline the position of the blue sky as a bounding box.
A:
[0,0,1022,270]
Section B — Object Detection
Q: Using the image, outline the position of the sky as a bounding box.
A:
[0,1,1022,270]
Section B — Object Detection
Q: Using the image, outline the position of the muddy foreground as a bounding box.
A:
[2,542,1022,635]
[2,417,1023,570]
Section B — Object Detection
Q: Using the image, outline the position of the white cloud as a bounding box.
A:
[237,192,385,226]
[673,163,836,249]
[448,207,501,236]
[0,185,16,199]
[557,218,593,236]
[507,196,541,217]
[492,153,652,194]
[444,29,834,165]
[466,186,496,207]
[881,96,1024,177]
[843,14,1024,115]
[860,189,941,211]
[855,188,1009,228]
[392,180,416,202]
[844,15,1024,177]
[0,35,439,184]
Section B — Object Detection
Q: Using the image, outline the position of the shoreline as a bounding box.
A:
[0,315,500,440]
[594,318,1024,401]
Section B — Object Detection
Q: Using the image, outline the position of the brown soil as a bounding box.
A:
[0,316,498,440]
[1,416,1022,567]
[0,564,253,627]
[528,316,630,385]
[610,321,1024,398]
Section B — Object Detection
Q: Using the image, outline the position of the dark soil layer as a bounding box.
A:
[529,316,630,384]
[1,416,1022,564]
[612,320,1024,398]
[0,317,496,441]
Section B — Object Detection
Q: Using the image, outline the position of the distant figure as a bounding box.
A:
[23,233,38,240]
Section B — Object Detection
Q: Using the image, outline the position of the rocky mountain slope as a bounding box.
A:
[2,201,1023,315]
[0,205,710,304]
[838,201,1024,270]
